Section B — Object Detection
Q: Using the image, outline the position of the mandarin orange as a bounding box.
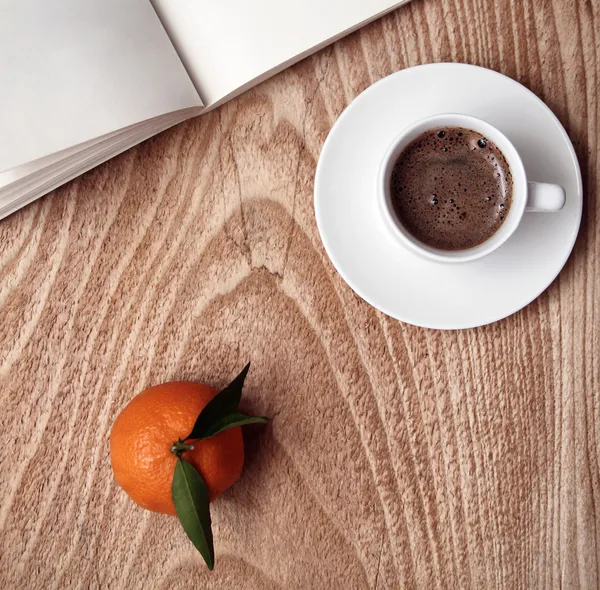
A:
[110,381,244,515]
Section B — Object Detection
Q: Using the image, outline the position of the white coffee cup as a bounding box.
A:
[378,113,566,263]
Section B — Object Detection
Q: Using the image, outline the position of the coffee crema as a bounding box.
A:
[390,126,512,251]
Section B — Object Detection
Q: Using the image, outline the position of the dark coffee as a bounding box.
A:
[390,126,512,251]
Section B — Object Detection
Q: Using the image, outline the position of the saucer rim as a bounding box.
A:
[314,62,583,330]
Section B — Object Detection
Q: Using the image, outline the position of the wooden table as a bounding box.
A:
[1,0,598,587]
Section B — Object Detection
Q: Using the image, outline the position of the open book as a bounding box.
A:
[0,0,410,220]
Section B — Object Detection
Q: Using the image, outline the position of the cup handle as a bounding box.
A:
[526,181,566,212]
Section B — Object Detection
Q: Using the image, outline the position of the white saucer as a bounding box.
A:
[314,63,582,329]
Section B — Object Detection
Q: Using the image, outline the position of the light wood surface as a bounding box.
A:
[1,0,598,587]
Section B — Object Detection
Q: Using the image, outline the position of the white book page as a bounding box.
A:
[0,109,193,220]
[151,0,408,107]
[0,0,202,174]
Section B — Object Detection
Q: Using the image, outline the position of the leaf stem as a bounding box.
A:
[171,439,195,456]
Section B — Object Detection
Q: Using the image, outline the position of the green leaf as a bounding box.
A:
[172,458,214,570]
[186,363,250,440]
[200,411,269,439]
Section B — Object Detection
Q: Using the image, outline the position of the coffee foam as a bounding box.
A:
[390,127,512,251]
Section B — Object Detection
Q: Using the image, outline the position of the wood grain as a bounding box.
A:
[0,0,598,587]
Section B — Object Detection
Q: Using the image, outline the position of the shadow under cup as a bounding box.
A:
[378,113,528,264]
